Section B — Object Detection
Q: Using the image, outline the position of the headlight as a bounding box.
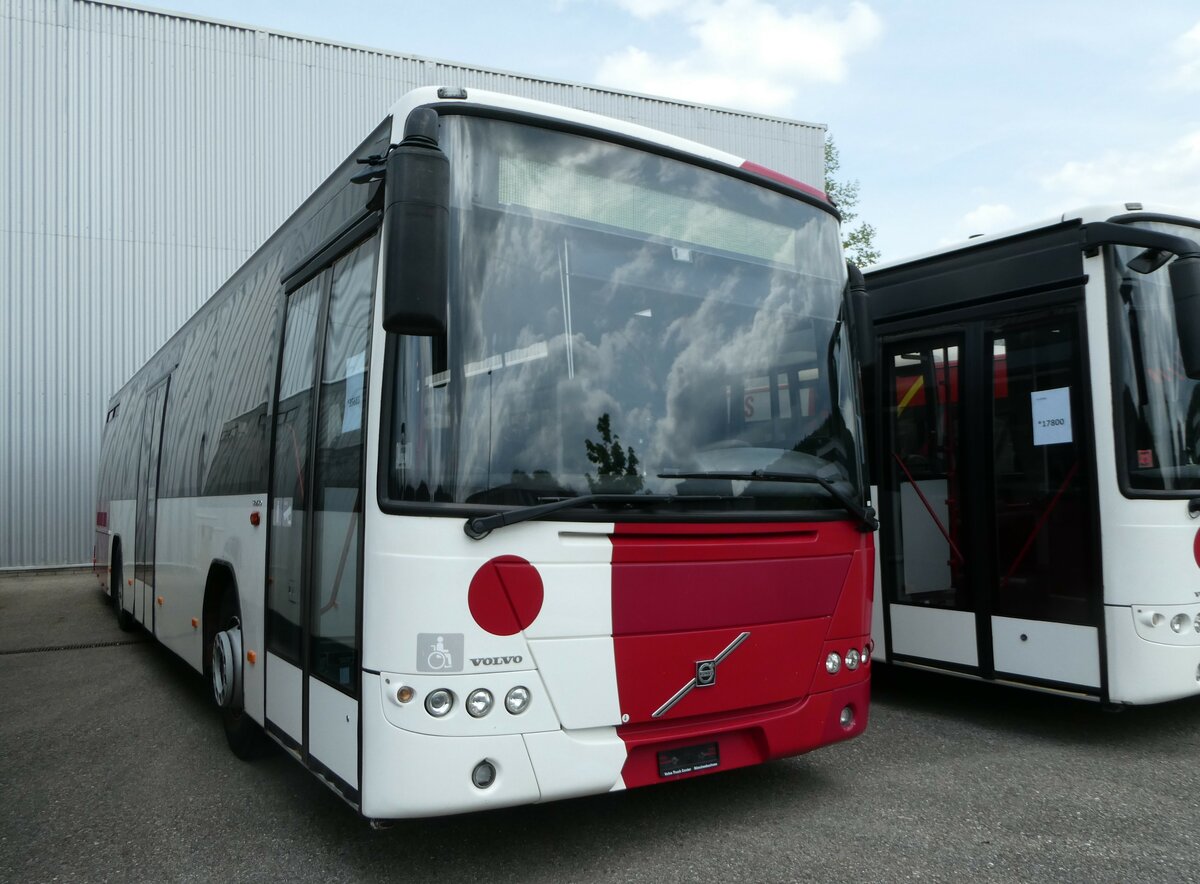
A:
[825,652,841,674]
[466,688,494,718]
[505,686,531,715]
[845,648,861,670]
[425,689,454,717]
[862,644,872,665]
[1171,613,1191,634]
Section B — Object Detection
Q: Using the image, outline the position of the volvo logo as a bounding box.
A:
[652,632,750,719]
[471,655,523,666]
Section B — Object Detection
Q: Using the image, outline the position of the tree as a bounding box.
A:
[824,135,880,268]
[584,413,643,493]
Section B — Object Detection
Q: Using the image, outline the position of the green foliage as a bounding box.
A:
[584,414,643,493]
[824,135,881,268]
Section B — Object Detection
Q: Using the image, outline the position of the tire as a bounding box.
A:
[112,546,135,633]
[210,586,266,760]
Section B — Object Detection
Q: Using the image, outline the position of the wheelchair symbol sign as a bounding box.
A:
[417,633,464,672]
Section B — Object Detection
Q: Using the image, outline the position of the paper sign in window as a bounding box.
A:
[1031,387,1072,446]
[342,351,365,433]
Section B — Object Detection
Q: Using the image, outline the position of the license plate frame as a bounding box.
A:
[657,741,720,778]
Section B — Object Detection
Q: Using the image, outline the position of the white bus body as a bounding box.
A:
[95,88,875,819]
[866,204,1200,704]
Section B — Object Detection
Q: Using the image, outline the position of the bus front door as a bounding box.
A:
[880,306,1102,694]
[264,234,379,801]
[133,377,169,632]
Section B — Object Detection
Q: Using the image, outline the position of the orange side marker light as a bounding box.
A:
[250,511,261,527]
[191,617,199,629]
[157,596,164,606]
[246,650,257,665]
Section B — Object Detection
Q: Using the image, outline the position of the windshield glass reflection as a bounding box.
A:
[386,115,859,514]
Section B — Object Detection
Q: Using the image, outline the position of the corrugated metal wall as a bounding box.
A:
[0,0,826,568]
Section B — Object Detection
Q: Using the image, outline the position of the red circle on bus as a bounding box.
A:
[1194,529,1200,569]
[468,555,544,636]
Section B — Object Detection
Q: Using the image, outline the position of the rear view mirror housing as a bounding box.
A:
[381,108,450,337]
[846,262,874,369]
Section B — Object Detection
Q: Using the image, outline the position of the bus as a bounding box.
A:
[93,86,876,820]
[864,204,1200,705]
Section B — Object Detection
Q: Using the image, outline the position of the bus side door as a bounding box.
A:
[878,304,1102,693]
[264,232,379,800]
[134,376,170,631]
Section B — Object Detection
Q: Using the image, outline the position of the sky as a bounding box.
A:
[134,0,1200,263]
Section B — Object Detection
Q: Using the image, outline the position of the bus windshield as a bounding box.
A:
[385,114,859,515]
[1108,220,1200,493]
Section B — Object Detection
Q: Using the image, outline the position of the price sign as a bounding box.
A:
[1031,387,1072,446]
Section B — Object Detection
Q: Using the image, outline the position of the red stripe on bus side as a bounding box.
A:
[740,160,828,202]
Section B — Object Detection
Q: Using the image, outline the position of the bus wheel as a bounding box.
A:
[112,544,135,633]
[209,587,265,760]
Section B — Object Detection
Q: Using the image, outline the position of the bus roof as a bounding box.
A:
[388,86,831,206]
[867,202,1200,274]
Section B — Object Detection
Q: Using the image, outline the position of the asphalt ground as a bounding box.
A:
[3,572,1200,883]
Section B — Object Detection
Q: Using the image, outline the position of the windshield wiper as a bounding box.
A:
[656,470,878,531]
[463,494,717,540]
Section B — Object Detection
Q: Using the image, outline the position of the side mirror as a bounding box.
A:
[1170,255,1200,379]
[381,108,450,336]
[846,262,874,369]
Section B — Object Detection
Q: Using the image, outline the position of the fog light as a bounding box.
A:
[1137,609,1166,628]
[845,648,861,670]
[1172,613,1191,634]
[505,686,531,715]
[425,689,454,717]
[396,685,415,704]
[467,688,494,718]
[472,760,496,789]
[839,705,855,728]
[825,652,841,674]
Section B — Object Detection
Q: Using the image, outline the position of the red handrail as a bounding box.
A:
[891,451,965,564]
[998,461,1080,590]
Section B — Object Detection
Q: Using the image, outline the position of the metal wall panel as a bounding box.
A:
[0,0,825,567]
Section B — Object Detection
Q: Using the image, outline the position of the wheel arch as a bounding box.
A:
[202,559,240,676]
[108,534,123,600]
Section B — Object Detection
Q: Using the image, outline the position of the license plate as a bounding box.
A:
[657,741,720,778]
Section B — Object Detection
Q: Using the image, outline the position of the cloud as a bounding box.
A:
[931,203,1019,249]
[610,0,688,18]
[961,203,1018,236]
[931,134,1200,253]
[595,1,883,113]
[1168,21,1200,91]
[1038,130,1200,214]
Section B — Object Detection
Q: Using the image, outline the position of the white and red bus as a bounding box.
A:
[865,204,1200,704]
[94,87,875,820]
